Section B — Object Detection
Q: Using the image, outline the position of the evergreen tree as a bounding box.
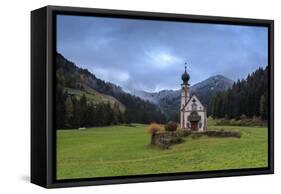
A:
[210,66,268,121]
[79,94,88,126]
[64,96,73,128]
[259,94,266,120]
[85,102,96,127]
[56,85,66,129]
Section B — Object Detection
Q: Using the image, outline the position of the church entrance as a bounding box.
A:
[190,121,198,130]
[188,111,201,131]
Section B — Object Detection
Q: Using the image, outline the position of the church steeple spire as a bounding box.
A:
[180,62,190,129]
[181,62,190,85]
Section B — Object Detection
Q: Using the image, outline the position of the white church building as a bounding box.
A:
[180,64,207,132]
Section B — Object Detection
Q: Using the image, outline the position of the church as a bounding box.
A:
[180,64,207,132]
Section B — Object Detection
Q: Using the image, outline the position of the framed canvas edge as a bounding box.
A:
[36,5,274,188]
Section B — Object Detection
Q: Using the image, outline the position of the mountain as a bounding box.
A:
[132,89,178,104]
[190,75,234,107]
[56,53,167,125]
[132,75,234,119]
[192,75,234,97]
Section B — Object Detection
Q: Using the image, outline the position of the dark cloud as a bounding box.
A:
[57,15,268,92]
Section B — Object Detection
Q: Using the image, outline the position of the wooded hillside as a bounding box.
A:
[56,53,166,129]
[210,66,268,120]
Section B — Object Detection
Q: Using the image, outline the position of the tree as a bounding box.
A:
[64,96,73,128]
[210,66,268,121]
[112,102,123,124]
[79,94,88,127]
[84,102,95,127]
[56,85,66,129]
[259,94,266,120]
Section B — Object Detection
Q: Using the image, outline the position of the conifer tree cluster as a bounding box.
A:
[210,66,268,120]
[56,86,125,129]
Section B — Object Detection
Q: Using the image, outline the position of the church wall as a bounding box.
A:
[184,103,204,112]
[184,112,191,129]
[183,96,204,112]
[181,85,189,108]
[180,111,184,128]
[197,111,206,132]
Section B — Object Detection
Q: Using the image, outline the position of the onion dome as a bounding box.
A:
[181,63,190,84]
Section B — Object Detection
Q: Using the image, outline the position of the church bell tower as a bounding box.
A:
[180,63,190,128]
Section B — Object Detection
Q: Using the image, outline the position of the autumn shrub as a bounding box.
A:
[147,123,162,135]
[147,123,163,145]
[164,121,178,131]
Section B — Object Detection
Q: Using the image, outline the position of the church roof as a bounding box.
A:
[181,64,190,85]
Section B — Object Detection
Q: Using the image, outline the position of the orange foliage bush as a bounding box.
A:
[147,123,162,135]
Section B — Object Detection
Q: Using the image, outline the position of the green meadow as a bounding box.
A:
[56,121,268,180]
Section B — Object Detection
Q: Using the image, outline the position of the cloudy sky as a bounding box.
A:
[57,15,268,92]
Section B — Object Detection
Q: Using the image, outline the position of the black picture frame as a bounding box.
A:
[31,5,274,188]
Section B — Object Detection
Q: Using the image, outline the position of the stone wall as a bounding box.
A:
[151,130,191,149]
[204,130,241,138]
[150,129,241,149]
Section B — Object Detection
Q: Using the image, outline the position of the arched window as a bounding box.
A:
[192,104,197,111]
[192,98,197,111]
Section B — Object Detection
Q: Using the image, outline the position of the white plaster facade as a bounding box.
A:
[180,75,207,132]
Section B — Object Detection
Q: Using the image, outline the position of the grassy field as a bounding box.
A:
[57,122,268,179]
